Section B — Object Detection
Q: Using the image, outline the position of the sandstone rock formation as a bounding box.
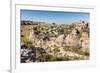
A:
[80,32,89,52]
[64,29,81,49]
[55,34,65,47]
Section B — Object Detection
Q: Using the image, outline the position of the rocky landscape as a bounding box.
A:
[21,21,90,63]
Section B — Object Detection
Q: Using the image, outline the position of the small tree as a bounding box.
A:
[52,23,56,25]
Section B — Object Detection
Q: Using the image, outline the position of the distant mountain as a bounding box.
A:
[21,20,49,25]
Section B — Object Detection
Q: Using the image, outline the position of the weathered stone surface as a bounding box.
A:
[80,32,89,52]
[55,34,65,47]
[64,29,81,48]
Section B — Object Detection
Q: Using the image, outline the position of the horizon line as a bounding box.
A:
[21,20,89,24]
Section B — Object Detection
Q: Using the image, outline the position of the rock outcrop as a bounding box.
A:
[21,21,90,62]
[80,32,89,52]
[64,29,81,49]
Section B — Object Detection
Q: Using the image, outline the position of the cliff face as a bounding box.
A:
[21,21,90,63]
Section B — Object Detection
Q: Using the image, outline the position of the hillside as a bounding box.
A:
[21,21,89,63]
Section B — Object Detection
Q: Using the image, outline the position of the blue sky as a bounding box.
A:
[21,9,90,24]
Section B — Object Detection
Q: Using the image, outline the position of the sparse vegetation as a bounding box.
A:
[21,21,90,63]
